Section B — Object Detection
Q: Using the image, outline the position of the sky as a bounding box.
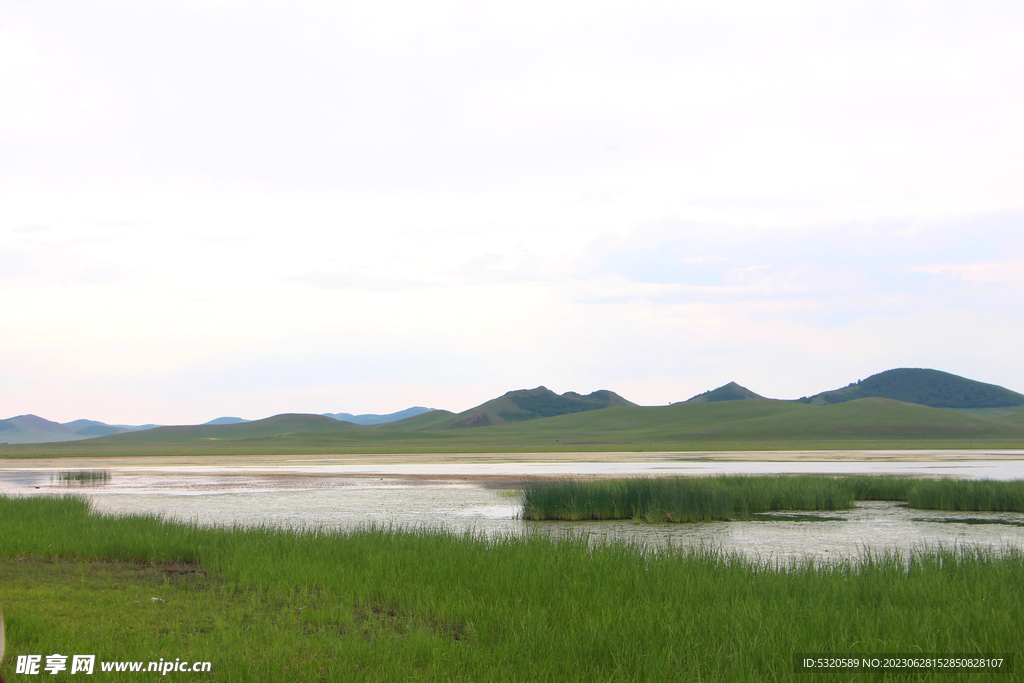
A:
[2,0,1023,425]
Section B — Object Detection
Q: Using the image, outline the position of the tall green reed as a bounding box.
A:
[50,469,112,484]
[522,475,1024,521]
[908,478,1024,512]
[522,475,856,522]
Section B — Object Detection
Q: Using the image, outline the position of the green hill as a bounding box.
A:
[414,386,636,430]
[998,411,1024,427]
[442,397,1024,447]
[945,405,1024,419]
[90,413,359,445]
[685,381,766,403]
[4,372,1024,457]
[6,397,1023,457]
[798,368,1024,409]
[370,409,458,431]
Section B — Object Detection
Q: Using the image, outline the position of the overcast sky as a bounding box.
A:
[2,0,1023,424]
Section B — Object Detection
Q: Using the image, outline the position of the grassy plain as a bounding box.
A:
[1,495,1022,682]
[2,399,1023,458]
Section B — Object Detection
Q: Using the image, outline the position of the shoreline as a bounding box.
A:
[3,451,1024,487]
[2,448,1024,470]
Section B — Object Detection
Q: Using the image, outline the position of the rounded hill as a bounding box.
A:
[414,387,636,430]
[799,368,1024,409]
[685,382,766,403]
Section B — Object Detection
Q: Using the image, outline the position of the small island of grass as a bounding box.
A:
[521,475,1024,522]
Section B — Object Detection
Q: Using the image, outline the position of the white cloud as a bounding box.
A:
[912,260,1024,284]
[1,1,1022,422]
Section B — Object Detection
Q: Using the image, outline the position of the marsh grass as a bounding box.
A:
[50,469,111,485]
[1,494,1022,682]
[840,474,916,500]
[522,475,856,521]
[908,478,1024,512]
[522,475,1024,521]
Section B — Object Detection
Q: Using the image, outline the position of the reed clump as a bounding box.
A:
[839,474,915,501]
[908,478,1024,512]
[51,469,112,485]
[520,477,736,522]
[522,475,1024,522]
[521,475,856,522]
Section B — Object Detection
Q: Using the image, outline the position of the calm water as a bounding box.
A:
[4,456,1024,564]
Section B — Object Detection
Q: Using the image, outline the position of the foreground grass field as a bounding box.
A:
[522,475,1024,521]
[1,495,1022,681]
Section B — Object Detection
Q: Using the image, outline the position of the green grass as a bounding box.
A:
[948,405,1024,419]
[840,475,917,501]
[1,494,1022,682]
[3,398,1023,458]
[908,479,1024,512]
[522,475,858,522]
[522,476,1024,521]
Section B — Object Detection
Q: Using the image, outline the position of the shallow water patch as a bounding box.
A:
[5,463,1024,564]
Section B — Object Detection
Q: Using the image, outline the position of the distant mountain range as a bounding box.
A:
[3,369,1022,445]
[0,407,435,445]
[201,408,435,427]
[320,407,435,425]
[0,415,159,445]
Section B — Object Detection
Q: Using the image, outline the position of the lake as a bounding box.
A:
[4,451,1024,564]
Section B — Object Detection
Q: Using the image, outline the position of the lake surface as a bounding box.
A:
[4,454,1024,564]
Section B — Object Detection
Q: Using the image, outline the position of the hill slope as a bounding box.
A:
[0,415,158,444]
[798,368,1024,409]
[322,407,435,425]
[438,397,1024,446]
[6,398,1023,456]
[83,413,360,445]
[0,415,80,444]
[685,382,767,403]
[418,387,636,430]
[0,415,124,444]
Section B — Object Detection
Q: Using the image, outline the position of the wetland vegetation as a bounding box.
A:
[49,469,112,485]
[1,492,1023,681]
[521,475,1024,521]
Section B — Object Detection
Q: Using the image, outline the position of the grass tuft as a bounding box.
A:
[50,469,112,484]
